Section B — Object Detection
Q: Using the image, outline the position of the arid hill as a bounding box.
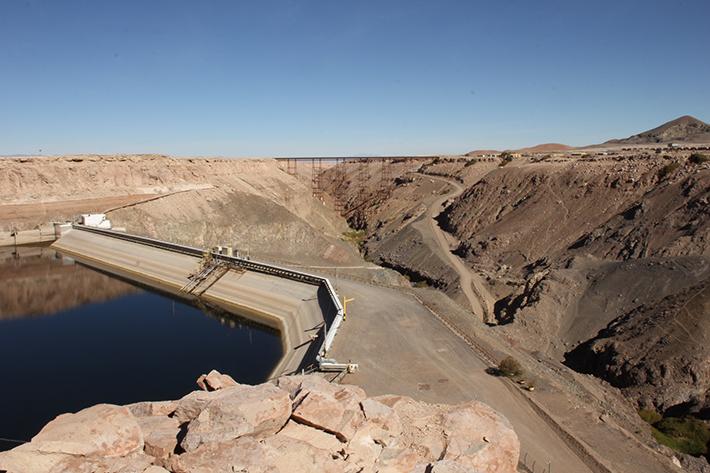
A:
[605,115,710,145]
[321,144,710,467]
[0,155,361,265]
[514,143,573,153]
[465,143,573,156]
[565,279,710,416]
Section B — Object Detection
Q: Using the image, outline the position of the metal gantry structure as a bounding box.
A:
[277,155,437,214]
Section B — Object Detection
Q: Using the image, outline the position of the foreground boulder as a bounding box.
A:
[0,404,145,473]
[196,369,238,391]
[0,374,519,473]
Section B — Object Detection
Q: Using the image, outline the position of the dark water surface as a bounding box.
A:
[0,246,283,450]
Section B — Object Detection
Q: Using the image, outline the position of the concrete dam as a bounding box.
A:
[52,225,351,377]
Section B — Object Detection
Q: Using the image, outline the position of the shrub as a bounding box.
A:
[497,356,523,378]
[638,409,662,424]
[688,153,709,164]
[342,229,366,245]
[658,162,680,179]
[652,417,710,457]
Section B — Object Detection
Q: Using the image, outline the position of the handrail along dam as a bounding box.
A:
[52,224,349,377]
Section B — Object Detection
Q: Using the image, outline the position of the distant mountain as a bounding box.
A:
[466,143,573,156]
[605,115,710,145]
[514,143,573,153]
[465,149,500,156]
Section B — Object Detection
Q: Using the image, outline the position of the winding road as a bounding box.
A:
[415,173,496,323]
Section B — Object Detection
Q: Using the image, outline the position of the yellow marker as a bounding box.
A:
[342,297,355,320]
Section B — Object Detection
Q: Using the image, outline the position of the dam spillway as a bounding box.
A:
[51,225,347,376]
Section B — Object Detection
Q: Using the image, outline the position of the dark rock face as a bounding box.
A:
[565,280,710,414]
[605,115,710,145]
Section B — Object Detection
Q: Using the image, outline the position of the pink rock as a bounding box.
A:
[441,403,520,473]
[429,459,477,473]
[128,400,178,418]
[180,383,291,451]
[291,382,366,442]
[172,435,344,473]
[173,389,216,423]
[196,369,238,391]
[345,422,384,471]
[31,404,143,457]
[44,452,155,473]
[137,415,180,459]
[276,420,342,453]
[375,446,429,473]
[361,397,403,442]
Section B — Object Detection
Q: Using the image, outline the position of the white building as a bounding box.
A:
[80,213,112,229]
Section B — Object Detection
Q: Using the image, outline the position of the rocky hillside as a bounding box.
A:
[495,256,710,357]
[605,115,710,145]
[0,155,361,265]
[0,373,520,473]
[565,279,710,416]
[321,148,710,464]
[440,154,709,276]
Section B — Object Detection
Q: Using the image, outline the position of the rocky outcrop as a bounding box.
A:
[0,373,519,473]
[0,404,146,473]
[605,115,710,145]
[565,279,710,415]
[195,369,238,391]
[0,155,361,266]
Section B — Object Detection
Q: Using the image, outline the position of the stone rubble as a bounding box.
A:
[0,371,519,473]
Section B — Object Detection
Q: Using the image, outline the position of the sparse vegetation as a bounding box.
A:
[658,162,680,179]
[638,408,662,425]
[652,417,710,457]
[497,356,523,378]
[639,410,710,457]
[688,152,709,164]
[342,229,366,245]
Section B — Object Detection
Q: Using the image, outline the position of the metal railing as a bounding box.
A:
[69,224,349,369]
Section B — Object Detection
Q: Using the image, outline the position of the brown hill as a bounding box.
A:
[514,143,573,153]
[565,278,710,415]
[605,115,710,145]
[465,149,499,156]
[465,143,573,156]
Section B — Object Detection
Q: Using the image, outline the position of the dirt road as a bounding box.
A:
[331,279,594,473]
[414,173,496,322]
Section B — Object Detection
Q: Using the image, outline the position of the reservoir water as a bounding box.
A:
[0,245,283,451]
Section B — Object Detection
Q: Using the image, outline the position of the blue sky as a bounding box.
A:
[1,0,709,156]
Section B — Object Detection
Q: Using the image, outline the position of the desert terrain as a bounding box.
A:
[1,115,709,472]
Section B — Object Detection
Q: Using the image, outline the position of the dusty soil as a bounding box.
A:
[566,278,710,415]
[322,146,710,470]
[0,194,159,228]
[5,145,710,471]
[0,155,362,266]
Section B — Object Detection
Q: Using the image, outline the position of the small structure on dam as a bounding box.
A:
[52,225,355,377]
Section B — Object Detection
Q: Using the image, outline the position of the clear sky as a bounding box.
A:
[1,0,709,156]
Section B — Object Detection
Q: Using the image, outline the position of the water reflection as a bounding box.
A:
[0,246,283,450]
